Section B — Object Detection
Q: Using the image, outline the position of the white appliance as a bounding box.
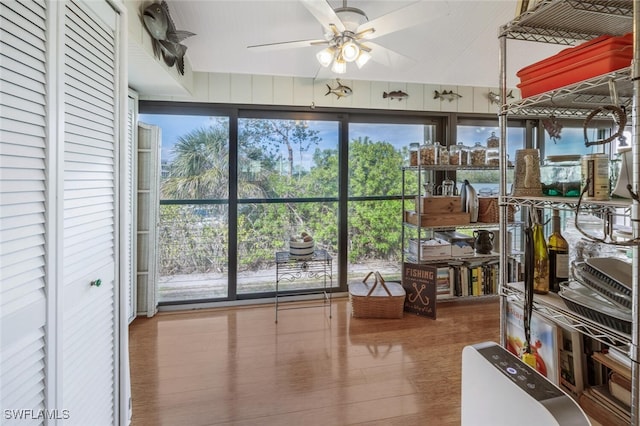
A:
[462,341,590,426]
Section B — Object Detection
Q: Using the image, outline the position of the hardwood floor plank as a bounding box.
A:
[130,297,499,425]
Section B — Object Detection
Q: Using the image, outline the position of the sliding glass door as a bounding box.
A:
[139,114,230,303]
[347,119,441,284]
[236,117,339,295]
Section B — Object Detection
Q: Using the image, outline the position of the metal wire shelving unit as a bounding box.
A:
[497,0,639,422]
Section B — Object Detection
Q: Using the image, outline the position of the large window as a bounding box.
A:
[140,104,497,306]
[236,117,339,294]
[347,121,439,283]
[139,114,230,302]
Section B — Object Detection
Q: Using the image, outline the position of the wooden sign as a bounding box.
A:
[403,263,437,319]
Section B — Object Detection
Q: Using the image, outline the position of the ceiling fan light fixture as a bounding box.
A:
[355,50,371,68]
[316,47,335,67]
[341,39,360,62]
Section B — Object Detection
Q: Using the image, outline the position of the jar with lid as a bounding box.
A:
[420,141,437,165]
[449,144,461,165]
[470,142,486,166]
[485,132,499,166]
[438,143,449,165]
[458,142,469,165]
[540,155,581,196]
[409,142,420,166]
[486,131,499,149]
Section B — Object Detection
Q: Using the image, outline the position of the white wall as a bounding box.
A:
[139,70,515,115]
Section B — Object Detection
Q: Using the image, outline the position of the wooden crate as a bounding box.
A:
[414,196,462,214]
[404,210,470,227]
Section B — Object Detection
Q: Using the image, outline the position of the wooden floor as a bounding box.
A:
[129,297,500,426]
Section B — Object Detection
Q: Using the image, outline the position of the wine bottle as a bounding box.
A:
[532,210,549,294]
[548,209,569,292]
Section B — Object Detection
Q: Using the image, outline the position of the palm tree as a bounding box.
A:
[162,125,229,199]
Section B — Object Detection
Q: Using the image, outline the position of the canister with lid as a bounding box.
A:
[470,142,486,166]
[420,141,437,165]
[438,143,449,165]
[409,142,420,166]
[581,153,609,200]
[449,144,461,165]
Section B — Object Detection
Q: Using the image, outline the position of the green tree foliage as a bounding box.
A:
[239,119,321,180]
[162,123,229,199]
[347,137,404,262]
[159,120,408,275]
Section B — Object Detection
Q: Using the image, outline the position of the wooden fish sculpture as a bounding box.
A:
[142,1,196,75]
[325,80,353,99]
[488,90,514,104]
[434,90,462,102]
[383,90,409,101]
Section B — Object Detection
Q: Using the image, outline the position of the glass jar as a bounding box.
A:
[486,131,499,149]
[449,144,461,166]
[438,143,449,165]
[420,141,437,165]
[486,150,499,166]
[540,155,581,196]
[409,142,420,166]
[458,142,469,165]
[470,142,486,166]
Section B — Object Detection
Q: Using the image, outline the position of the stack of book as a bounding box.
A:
[579,347,631,426]
[439,260,499,298]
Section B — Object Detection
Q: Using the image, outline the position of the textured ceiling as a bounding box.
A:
[137,0,565,89]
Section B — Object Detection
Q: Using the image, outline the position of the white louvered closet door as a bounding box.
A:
[62,1,119,424]
[0,0,48,421]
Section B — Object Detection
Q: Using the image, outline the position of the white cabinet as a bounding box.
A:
[0,1,129,424]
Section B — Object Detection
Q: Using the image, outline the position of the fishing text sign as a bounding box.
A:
[402,263,437,319]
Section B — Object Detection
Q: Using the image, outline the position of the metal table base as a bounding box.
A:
[275,249,333,323]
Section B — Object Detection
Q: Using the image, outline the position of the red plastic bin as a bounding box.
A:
[516,33,632,98]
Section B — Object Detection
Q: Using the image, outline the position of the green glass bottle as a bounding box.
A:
[532,210,549,294]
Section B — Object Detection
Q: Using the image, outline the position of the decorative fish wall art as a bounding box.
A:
[383,90,409,101]
[488,90,514,104]
[434,90,462,102]
[325,79,353,99]
[142,1,196,75]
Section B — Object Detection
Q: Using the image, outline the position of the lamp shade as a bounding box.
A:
[341,40,360,62]
[355,50,371,68]
[316,47,335,68]
[331,59,346,74]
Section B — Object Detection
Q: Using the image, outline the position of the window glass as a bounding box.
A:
[139,114,230,302]
[236,118,340,294]
[456,125,524,196]
[346,122,436,283]
[238,118,339,198]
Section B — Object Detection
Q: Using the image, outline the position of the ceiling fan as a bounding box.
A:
[247,0,450,75]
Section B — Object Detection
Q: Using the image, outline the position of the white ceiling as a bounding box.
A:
[153,0,565,89]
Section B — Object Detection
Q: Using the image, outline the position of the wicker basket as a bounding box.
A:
[349,271,406,319]
[478,197,516,223]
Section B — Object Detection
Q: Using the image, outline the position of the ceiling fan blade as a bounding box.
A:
[358,1,450,40]
[366,42,416,69]
[300,0,345,33]
[248,39,327,51]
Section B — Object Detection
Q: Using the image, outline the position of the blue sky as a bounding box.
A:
[139,113,616,165]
